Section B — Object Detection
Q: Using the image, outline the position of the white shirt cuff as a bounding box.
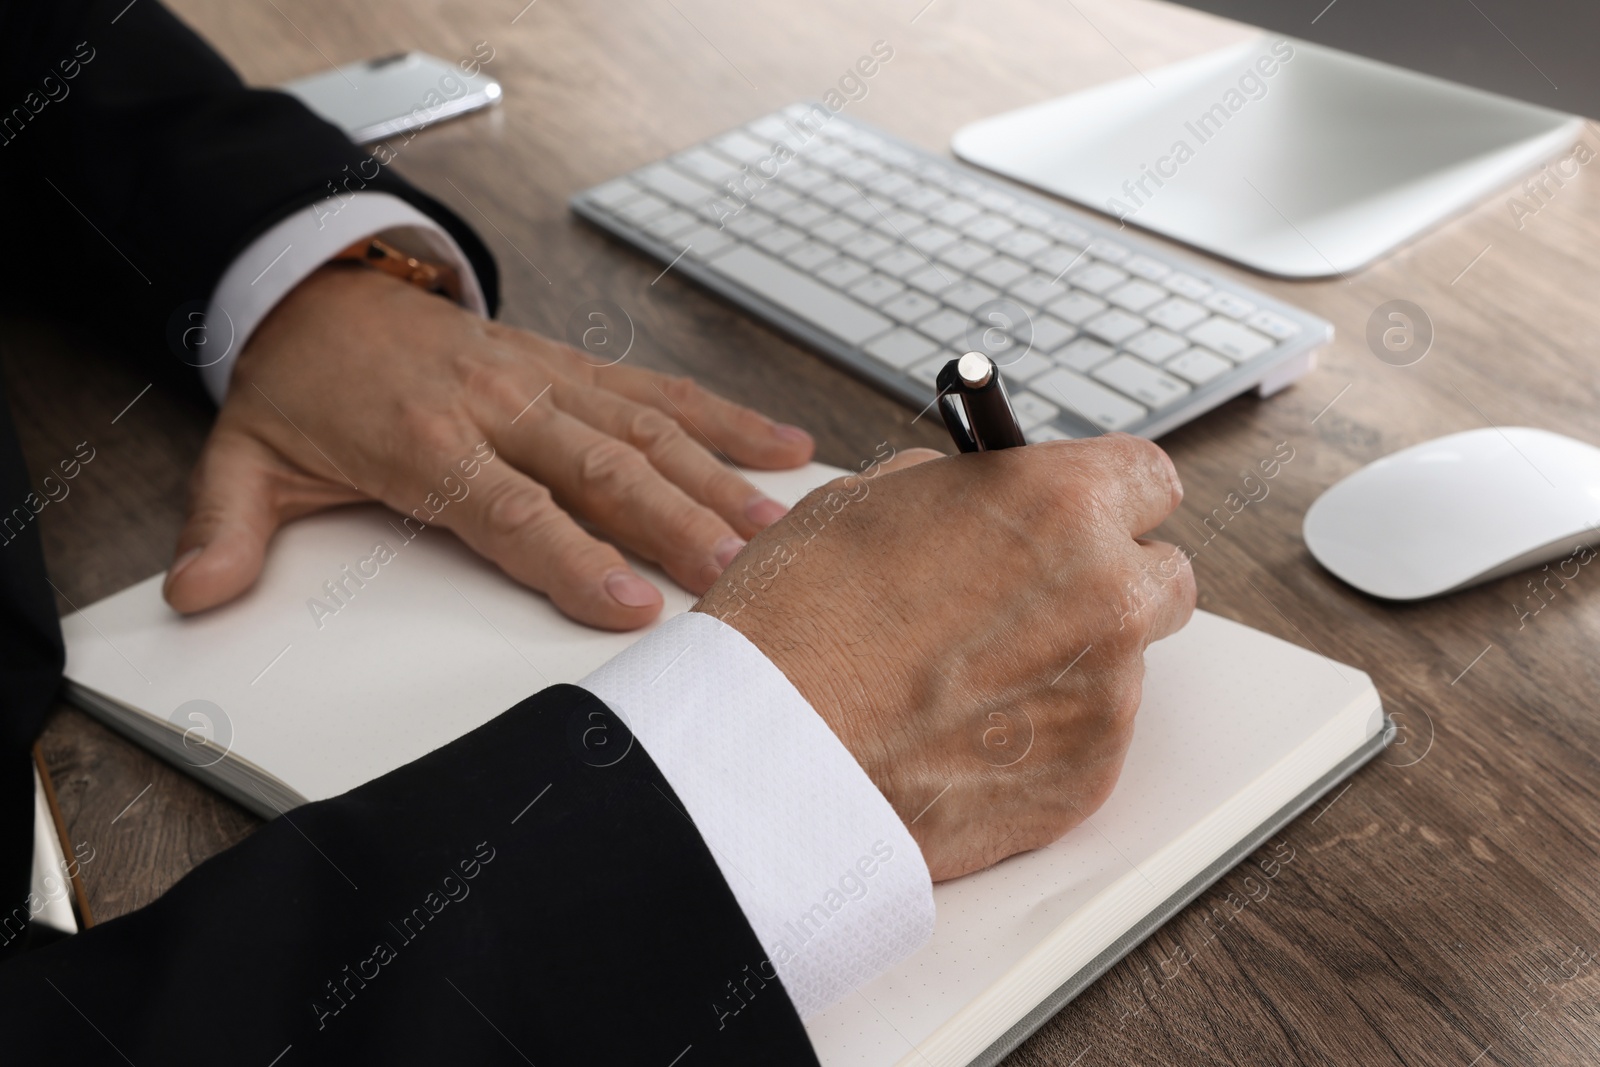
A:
[200,191,488,404]
[580,611,935,1019]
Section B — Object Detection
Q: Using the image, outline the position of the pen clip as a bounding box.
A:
[935,362,982,454]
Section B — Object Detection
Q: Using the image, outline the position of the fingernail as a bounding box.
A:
[745,494,788,527]
[164,546,204,591]
[773,423,812,445]
[604,570,659,608]
[714,535,747,568]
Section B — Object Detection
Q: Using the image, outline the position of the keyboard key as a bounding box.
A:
[1246,309,1301,340]
[1163,272,1212,299]
[904,264,954,294]
[678,226,734,259]
[1027,424,1075,442]
[751,187,800,215]
[997,230,1051,259]
[1032,368,1148,430]
[637,164,717,207]
[881,291,942,324]
[1092,355,1191,408]
[1010,391,1060,430]
[962,214,1016,242]
[977,189,1017,212]
[1008,273,1068,308]
[588,177,645,209]
[907,225,961,254]
[874,247,928,278]
[838,157,886,182]
[616,192,672,225]
[1030,315,1076,352]
[1031,244,1087,276]
[643,209,698,241]
[973,257,1032,289]
[871,209,926,237]
[941,280,1001,313]
[1146,297,1209,332]
[994,348,1054,382]
[713,130,773,163]
[842,231,894,261]
[932,200,983,227]
[1123,327,1189,364]
[908,353,950,388]
[1055,337,1115,372]
[915,308,971,344]
[1084,309,1149,345]
[815,257,872,288]
[1010,205,1052,228]
[865,328,939,369]
[842,199,882,224]
[1068,262,1130,294]
[1204,291,1255,319]
[866,170,916,198]
[813,180,858,207]
[1105,280,1167,312]
[780,201,831,229]
[1188,317,1274,361]
[781,165,830,193]
[1044,219,1092,245]
[1086,239,1130,264]
[755,225,807,255]
[806,142,854,168]
[848,273,905,306]
[724,210,776,239]
[672,149,739,185]
[936,241,994,272]
[1122,254,1171,281]
[784,240,838,271]
[706,245,892,345]
[895,184,946,212]
[1166,347,1233,384]
[1046,291,1109,325]
[812,216,862,246]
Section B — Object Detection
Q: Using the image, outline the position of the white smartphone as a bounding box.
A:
[281,51,501,144]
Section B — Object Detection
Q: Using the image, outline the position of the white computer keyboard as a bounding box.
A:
[572,105,1332,439]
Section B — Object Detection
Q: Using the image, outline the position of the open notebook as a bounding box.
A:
[61,461,1387,1067]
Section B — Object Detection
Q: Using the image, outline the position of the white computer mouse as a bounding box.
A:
[1303,427,1600,600]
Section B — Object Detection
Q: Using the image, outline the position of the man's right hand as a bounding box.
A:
[695,434,1196,882]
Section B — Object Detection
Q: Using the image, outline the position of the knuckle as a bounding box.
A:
[480,479,556,544]
[397,404,461,456]
[577,439,650,500]
[626,406,687,451]
[657,374,704,409]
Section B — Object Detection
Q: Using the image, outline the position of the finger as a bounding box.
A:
[871,446,945,475]
[601,364,815,469]
[1074,433,1183,536]
[164,431,352,613]
[498,406,745,594]
[1133,540,1197,644]
[431,459,664,630]
[547,381,791,538]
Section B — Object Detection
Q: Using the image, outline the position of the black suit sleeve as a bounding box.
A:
[0,0,498,367]
[0,686,820,1066]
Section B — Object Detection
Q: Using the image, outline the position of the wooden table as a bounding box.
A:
[12,0,1600,1062]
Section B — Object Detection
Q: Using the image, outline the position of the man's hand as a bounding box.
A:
[163,264,814,629]
[696,435,1195,881]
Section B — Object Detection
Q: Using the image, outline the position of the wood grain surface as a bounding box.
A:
[9,0,1600,1062]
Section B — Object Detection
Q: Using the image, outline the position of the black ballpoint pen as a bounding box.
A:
[936,352,1028,453]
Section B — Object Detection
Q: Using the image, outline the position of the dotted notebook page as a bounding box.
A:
[804,611,1377,1067]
